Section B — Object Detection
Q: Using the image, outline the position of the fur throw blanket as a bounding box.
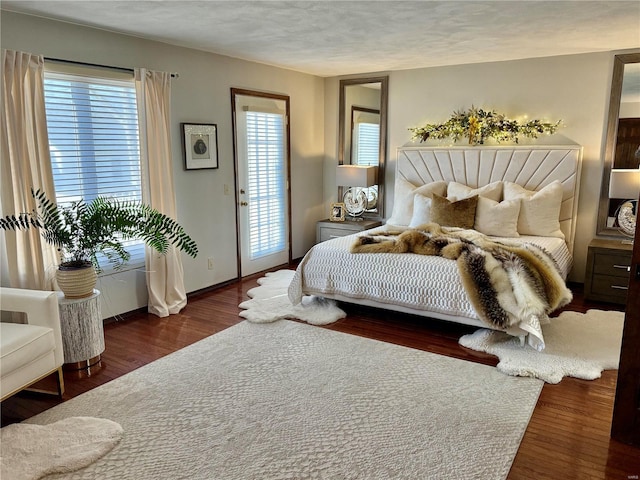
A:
[351,223,572,332]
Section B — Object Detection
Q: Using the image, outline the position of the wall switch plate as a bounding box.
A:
[208,257,214,270]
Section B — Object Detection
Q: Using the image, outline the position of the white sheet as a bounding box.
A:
[288,225,572,350]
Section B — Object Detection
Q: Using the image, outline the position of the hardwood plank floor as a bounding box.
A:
[2,268,638,479]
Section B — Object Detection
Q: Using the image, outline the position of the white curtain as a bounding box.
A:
[135,68,187,317]
[1,50,58,290]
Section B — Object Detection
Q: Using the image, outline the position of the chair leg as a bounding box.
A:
[23,368,66,398]
[56,367,65,397]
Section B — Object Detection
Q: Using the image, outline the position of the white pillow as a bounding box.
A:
[474,197,520,237]
[409,194,433,228]
[386,179,447,227]
[503,181,564,238]
[446,181,503,202]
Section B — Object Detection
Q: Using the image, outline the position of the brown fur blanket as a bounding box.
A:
[350,223,572,330]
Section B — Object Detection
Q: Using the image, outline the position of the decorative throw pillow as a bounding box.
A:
[386,179,447,227]
[430,194,478,229]
[409,194,433,228]
[503,180,564,238]
[474,197,520,237]
[446,181,503,202]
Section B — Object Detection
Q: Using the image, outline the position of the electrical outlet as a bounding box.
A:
[207,257,214,270]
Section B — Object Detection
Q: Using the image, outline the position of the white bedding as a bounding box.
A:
[288,225,572,349]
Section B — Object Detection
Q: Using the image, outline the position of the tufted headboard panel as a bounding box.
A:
[396,145,583,254]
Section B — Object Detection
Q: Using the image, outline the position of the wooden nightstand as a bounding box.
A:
[584,238,633,305]
[316,218,382,243]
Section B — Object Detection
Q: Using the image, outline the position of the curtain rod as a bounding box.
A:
[44,57,179,78]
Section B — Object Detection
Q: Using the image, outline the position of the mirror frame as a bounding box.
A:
[597,52,640,236]
[338,75,388,218]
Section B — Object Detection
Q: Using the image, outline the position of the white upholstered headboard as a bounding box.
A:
[395,145,583,254]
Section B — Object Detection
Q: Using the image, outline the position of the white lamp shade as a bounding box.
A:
[609,169,640,200]
[336,165,378,187]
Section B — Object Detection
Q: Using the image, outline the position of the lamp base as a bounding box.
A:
[615,200,636,239]
[343,188,367,218]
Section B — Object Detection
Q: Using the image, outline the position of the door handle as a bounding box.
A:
[240,201,248,206]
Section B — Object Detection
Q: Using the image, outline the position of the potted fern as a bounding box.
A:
[0,189,198,298]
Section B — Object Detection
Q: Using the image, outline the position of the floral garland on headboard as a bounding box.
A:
[409,106,561,145]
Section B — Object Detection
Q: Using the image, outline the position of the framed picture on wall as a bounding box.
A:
[330,202,346,222]
[181,123,218,170]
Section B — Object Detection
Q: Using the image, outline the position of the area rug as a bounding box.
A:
[1,416,123,480]
[23,320,542,479]
[239,269,346,325]
[459,309,625,384]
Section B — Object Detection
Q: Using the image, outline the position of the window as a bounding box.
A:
[43,68,144,272]
[353,122,379,167]
[245,110,286,259]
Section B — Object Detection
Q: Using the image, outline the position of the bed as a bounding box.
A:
[289,145,582,349]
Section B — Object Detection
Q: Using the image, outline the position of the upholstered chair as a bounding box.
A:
[0,287,65,401]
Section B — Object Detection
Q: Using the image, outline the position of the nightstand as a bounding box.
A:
[584,238,633,305]
[316,218,382,243]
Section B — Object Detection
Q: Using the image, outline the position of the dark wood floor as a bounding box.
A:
[2,268,639,479]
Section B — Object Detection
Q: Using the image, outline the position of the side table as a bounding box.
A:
[57,290,105,370]
[584,238,633,305]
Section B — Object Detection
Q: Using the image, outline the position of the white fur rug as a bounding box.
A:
[1,416,123,480]
[22,321,542,479]
[459,309,625,384]
[239,269,346,325]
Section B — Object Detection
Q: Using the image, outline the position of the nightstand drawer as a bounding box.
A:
[590,274,629,302]
[593,253,632,277]
[316,219,382,244]
[319,227,353,242]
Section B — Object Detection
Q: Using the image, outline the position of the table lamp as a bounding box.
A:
[336,165,378,220]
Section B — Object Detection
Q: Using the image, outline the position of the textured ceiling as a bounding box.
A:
[2,1,639,77]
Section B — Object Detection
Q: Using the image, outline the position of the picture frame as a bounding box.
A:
[330,202,346,222]
[181,123,219,170]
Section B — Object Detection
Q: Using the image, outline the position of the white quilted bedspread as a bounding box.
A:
[288,225,572,349]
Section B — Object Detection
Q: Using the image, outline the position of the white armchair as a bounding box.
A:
[0,287,65,401]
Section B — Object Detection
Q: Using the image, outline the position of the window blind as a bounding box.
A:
[43,70,145,271]
[245,111,286,259]
[354,122,379,167]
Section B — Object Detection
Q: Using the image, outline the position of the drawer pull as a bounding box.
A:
[613,264,631,272]
[611,285,629,290]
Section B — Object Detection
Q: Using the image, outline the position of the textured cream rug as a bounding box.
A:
[24,320,542,479]
[460,309,625,383]
[1,416,123,480]
[239,269,346,325]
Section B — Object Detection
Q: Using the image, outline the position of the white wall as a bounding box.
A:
[1,11,325,318]
[325,53,639,282]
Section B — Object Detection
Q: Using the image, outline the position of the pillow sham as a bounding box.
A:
[386,179,447,227]
[503,180,564,238]
[474,197,520,237]
[430,194,478,229]
[446,181,503,202]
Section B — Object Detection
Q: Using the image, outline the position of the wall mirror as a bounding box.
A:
[597,53,640,235]
[338,76,388,218]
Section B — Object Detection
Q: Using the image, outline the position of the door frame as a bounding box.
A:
[230,88,292,279]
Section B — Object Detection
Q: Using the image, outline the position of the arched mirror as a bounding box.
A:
[597,53,640,235]
[338,76,388,219]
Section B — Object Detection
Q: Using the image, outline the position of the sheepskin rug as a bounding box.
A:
[239,269,346,325]
[459,309,624,383]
